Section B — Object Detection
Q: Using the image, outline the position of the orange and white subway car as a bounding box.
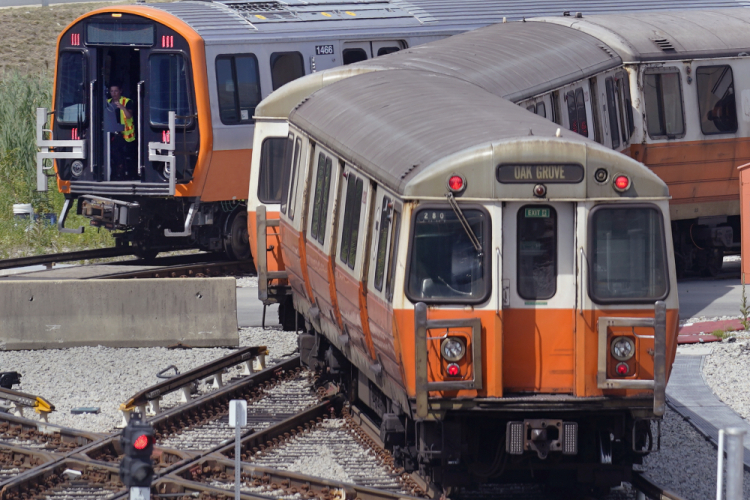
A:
[273,68,679,491]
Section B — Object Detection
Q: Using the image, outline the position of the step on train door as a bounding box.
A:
[502,202,576,393]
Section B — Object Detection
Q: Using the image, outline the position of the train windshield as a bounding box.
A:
[56,52,86,125]
[407,207,487,302]
[149,53,191,126]
[589,206,668,302]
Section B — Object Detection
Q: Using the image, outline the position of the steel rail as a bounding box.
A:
[120,346,269,414]
[632,471,686,500]
[0,247,134,271]
[90,259,255,280]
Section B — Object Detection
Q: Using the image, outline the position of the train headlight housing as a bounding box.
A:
[610,337,635,361]
[441,337,466,362]
[71,160,84,177]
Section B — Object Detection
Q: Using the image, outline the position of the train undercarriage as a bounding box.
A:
[60,194,250,261]
[298,330,658,496]
[672,215,740,277]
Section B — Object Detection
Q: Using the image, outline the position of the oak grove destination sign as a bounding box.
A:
[496,163,584,183]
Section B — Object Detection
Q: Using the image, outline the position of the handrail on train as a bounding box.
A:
[414,302,483,419]
[596,301,667,416]
[36,107,86,193]
[119,345,268,426]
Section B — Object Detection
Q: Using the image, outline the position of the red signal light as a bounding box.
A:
[448,175,465,193]
[613,175,631,192]
[133,434,150,450]
[446,363,460,377]
[615,362,629,376]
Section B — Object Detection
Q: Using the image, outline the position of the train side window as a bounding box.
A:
[258,136,290,204]
[575,88,589,138]
[215,54,261,125]
[605,78,621,149]
[536,102,546,118]
[377,47,400,56]
[526,105,536,113]
[406,206,489,304]
[279,134,298,215]
[149,53,192,127]
[565,91,578,134]
[374,196,391,291]
[517,205,557,300]
[643,69,685,138]
[588,205,668,303]
[56,51,87,125]
[551,91,562,125]
[696,65,738,135]
[588,78,602,144]
[616,73,635,138]
[270,52,305,91]
[343,48,368,65]
[385,209,401,302]
[339,174,364,270]
[287,138,303,220]
[310,153,333,244]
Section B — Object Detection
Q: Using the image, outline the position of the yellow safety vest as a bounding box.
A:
[108,96,135,142]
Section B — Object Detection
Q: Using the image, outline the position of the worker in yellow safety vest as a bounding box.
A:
[108,83,137,180]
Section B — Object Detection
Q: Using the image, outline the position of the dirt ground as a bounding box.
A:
[0,0,167,75]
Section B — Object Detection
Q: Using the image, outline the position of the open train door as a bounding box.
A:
[502,202,576,393]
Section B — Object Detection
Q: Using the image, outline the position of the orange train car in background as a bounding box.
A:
[250,7,750,284]
[36,0,509,258]
[268,66,679,492]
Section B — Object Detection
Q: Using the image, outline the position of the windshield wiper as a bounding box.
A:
[446,192,483,257]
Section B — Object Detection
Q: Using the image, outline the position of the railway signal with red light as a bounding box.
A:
[119,413,155,488]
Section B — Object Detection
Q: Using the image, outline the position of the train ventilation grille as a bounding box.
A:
[651,38,676,52]
[598,44,615,58]
[224,2,295,19]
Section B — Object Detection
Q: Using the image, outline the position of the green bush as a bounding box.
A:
[0,72,112,258]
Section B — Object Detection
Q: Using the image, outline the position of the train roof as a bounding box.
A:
[288,69,668,200]
[535,7,750,62]
[140,1,746,44]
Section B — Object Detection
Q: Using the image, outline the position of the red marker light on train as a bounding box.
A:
[615,362,629,376]
[447,175,465,193]
[446,363,460,377]
[613,174,631,192]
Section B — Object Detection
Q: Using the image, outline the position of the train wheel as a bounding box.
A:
[224,210,250,261]
[698,248,723,277]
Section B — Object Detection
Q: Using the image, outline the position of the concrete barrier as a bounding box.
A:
[0,278,239,349]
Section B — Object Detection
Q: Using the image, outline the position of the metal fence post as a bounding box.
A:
[724,427,745,500]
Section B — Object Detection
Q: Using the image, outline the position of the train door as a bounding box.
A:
[502,202,576,393]
[342,40,404,64]
[561,83,594,141]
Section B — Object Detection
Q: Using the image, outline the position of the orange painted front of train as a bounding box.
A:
[269,66,680,491]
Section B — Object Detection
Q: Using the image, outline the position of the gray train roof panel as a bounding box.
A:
[353,21,621,102]
[289,69,594,194]
[536,8,750,62]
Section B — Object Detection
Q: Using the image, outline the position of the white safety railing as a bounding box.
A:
[36,108,86,192]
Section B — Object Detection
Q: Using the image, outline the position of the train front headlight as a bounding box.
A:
[610,337,635,361]
[71,160,84,177]
[441,337,466,362]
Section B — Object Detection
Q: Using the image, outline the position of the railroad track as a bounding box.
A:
[0,347,688,500]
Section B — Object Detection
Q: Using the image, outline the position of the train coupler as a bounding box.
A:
[506,419,578,459]
[80,195,140,229]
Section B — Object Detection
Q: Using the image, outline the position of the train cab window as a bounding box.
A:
[374,197,391,291]
[343,48,368,65]
[644,69,685,138]
[286,138,303,220]
[377,47,400,56]
[589,206,668,303]
[270,52,305,91]
[605,78,621,149]
[339,173,364,270]
[216,54,261,124]
[385,210,401,302]
[56,51,86,124]
[517,206,557,300]
[536,102,546,118]
[258,137,289,204]
[280,134,301,215]
[696,65,738,135]
[615,73,634,142]
[407,207,489,303]
[149,53,192,126]
[310,153,333,244]
[565,89,588,137]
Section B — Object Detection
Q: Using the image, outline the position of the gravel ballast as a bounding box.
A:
[0,326,298,433]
